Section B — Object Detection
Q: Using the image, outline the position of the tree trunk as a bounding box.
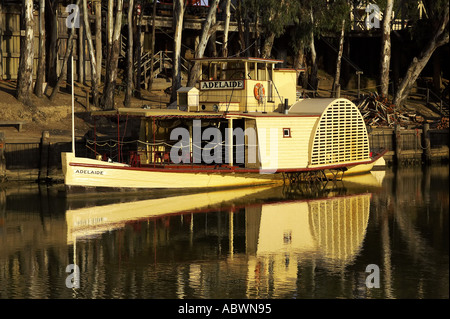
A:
[332,19,345,97]
[308,7,318,92]
[379,0,394,97]
[16,0,34,107]
[148,0,158,90]
[293,39,306,87]
[254,9,260,57]
[78,4,84,85]
[34,0,46,97]
[135,13,143,99]
[107,0,113,61]
[102,0,123,110]
[95,0,102,85]
[171,0,185,103]
[393,9,449,107]
[261,32,275,59]
[124,0,134,107]
[222,0,231,57]
[236,0,246,57]
[50,0,80,101]
[83,0,100,107]
[187,0,220,87]
[46,0,58,87]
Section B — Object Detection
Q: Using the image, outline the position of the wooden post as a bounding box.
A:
[85,89,90,111]
[356,71,363,99]
[394,125,402,166]
[228,118,233,166]
[0,132,6,182]
[39,131,50,182]
[78,6,84,84]
[422,123,431,164]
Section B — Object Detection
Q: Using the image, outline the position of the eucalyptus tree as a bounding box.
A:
[50,0,81,101]
[34,0,46,98]
[170,0,185,103]
[380,0,395,97]
[83,0,100,107]
[320,0,351,97]
[124,0,134,107]
[16,0,34,106]
[222,0,232,57]
[393,0,449,107]
[241,0,299,59]
[102,0,124,110]
[187,0,220,87]
[290,2,314,89]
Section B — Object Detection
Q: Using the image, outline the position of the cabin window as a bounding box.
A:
[283,128,291,138]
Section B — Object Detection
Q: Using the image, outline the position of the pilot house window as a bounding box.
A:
[283,128,291,138]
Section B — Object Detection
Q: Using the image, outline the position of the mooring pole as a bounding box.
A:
[0,132,6,182]
[71,55,75,155]
[422,123,431,164]
[394,124,402,166]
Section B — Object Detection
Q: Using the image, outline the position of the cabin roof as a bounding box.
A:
[91,108,225,119]
[288,98,352,115]
[91,108,321,119]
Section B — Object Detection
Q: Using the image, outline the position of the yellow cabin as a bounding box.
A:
[128,97,371,173]
[189,57,299,113]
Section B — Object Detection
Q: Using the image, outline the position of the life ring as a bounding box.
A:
[254,83,265,101]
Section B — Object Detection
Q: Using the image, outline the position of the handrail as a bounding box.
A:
[411,86,449,116]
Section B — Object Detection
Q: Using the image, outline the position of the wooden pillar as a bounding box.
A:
[394,125,402,166]
[422,123,431,164]
[228,118,233,166]
[39,131,50,182]
[0,132,6,182]
[244,61,248,80]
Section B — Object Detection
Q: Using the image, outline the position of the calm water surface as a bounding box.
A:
[0,166,448,299]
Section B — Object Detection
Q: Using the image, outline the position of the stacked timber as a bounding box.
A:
[356,94,448,129]
[356,94,415,127]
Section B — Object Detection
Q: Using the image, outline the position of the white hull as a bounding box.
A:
[62,152,382,192]
[62,152,282,191]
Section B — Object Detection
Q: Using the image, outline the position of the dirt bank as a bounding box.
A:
[0,79,171,139]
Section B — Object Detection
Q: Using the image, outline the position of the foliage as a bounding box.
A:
[241,0,300,37]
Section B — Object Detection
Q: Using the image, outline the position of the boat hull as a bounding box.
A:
[62,151,385,193]
[62,152,282,193]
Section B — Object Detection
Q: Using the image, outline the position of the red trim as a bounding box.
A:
[224,112,319,118]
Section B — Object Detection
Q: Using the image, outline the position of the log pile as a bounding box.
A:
[436,117,449,129]
[356,94,416,127]
[356,94,449,129]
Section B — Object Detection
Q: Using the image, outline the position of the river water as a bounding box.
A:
[0,165,448,299]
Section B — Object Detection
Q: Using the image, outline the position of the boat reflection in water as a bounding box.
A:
[65,171,383,298]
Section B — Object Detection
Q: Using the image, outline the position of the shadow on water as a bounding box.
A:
[0,166,448,299]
